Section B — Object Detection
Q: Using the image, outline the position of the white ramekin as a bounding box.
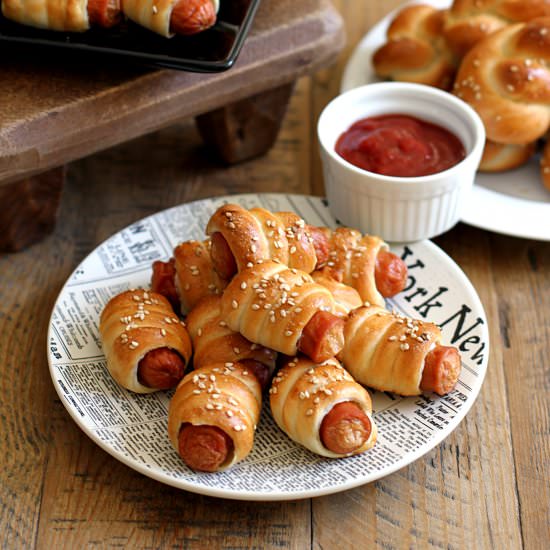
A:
[317,82,485,242]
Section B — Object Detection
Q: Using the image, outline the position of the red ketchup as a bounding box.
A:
[335,114,466,177]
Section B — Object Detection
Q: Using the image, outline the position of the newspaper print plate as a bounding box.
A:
[47,194,489,501]
[340,0,550,241]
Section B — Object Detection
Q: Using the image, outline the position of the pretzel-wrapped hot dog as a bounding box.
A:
[186,295,277,390]
[220,261,344,363]
[168,361,261,472]
[311,271,362,318]
[316,227,407,307]
[151,239,227,316]
[341,305,461,396]
[269,356,377,458]
[122,0,218,38]
[2,0,121,31]
[206,204,324,280]
[99,289,192,393]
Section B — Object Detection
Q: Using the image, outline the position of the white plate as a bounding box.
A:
[47,193,489,501]
[340,0,550,241]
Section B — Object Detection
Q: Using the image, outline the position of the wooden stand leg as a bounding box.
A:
[0,166,65,252]
[195,82,295,164]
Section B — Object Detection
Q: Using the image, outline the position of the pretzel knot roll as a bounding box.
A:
[206,204,321,280]
[341,305,462,396]
[479,139,536,172]
[99,289,192,393]
[372,4,457,90]
[220,261,344,363]
[167,361,261,472]
[269,356,377,458]
[186,295,277,390]
[122,0,218,38]
[443,0,550,58]
[316,227,407,307]
[2,0,121,31]
[453,17,550,146]
[311,271,363,318]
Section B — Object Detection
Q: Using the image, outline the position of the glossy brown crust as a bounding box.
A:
[205,204,318,276]
[298,310,344,363]
[1,0,90,31]
[186,295,277,391]
[341,305,457,396]
[372,4,457,90]
[269,356,377,458]
[220,261,339,358]
[99,289,192,393]
[170,0,216,35]
[168,362,262,472]
[178,424,233,472]
[453,18,550,145]
[420,345,461,395]
[173,240,227,315]
[137,347,186,390]
[151,259,180,313]
[320,401,372,455]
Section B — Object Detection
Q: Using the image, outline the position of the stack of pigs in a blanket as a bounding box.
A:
[99,204,461,472]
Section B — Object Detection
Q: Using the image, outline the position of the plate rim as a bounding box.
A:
[47,192,490,501]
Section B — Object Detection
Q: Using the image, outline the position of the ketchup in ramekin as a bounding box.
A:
[335,114,465,177]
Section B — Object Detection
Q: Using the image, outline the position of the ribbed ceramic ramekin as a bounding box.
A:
[317,82,485,242]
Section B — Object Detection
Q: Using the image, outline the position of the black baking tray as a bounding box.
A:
[0,0,261,72]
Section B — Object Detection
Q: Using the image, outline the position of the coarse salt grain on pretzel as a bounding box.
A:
[453,17,550,146]
[443,0,550,58]
[372,3,457,90]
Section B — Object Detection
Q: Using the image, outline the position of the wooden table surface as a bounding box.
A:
[1,1,549,548]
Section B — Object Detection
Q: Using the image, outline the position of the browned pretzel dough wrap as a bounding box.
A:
[341,305,461,396]
[220,261,344,363]
[167,361,261,472]
[269,356,377,458]
[206,204,321,279]
[186,295,277,390]
[372,4,457,90]
[99,289,192,393]
[122,0,218,38]
[311,271,363,318]
[316,227,407,307]
[151,240,227,316]
[2,0,121,31]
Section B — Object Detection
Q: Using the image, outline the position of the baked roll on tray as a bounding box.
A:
[151,239,227,316]
[99,289,192,393]
[186,295,277,391]
[168,361,261,472]
[123,0,219,38]
[269,356,377,458]
[220,260,345,363]
[2,0,121,31]
[341,305,462,397]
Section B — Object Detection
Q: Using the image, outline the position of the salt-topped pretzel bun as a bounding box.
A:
[269,356,377,458]
[99,289,192,393]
